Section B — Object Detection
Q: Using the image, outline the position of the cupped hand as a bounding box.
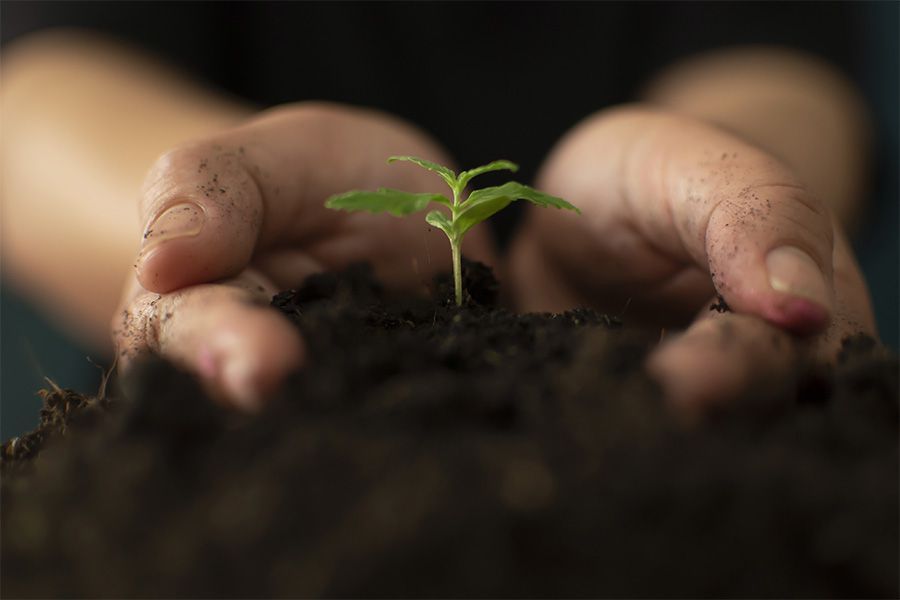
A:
[114,102,494,411]
[509,106,876,413]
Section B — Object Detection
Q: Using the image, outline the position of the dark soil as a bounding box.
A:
[2,262,898,598]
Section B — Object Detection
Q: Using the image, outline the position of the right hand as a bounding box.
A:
[113,102,495,411]
[509,107,876,413]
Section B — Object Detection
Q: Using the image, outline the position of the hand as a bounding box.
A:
[509,106,876,413]
[114,102,494,411]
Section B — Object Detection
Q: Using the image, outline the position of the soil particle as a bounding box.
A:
[710,293,732,313]
[1,263,897,598]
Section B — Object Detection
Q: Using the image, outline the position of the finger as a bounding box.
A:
[113,271,304,412]
[535,106,835,334]
[646,225,876,417]
[136,102,461,293]
[251,249,325,292]
[646,307,799,418]
[809,225,877,362]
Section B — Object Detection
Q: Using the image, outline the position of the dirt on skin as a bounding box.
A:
[2,262,898,598]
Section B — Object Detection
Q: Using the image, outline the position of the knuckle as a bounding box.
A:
[715,179,832,240]
[140,143,208,216]
[142,143,203,188]
[140,137,250,215]
[756,183,834,251]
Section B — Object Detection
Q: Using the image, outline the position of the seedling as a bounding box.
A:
[325,156,579,306]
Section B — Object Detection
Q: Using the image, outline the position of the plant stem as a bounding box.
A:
[449,185,463,306]
[450,236,462,306]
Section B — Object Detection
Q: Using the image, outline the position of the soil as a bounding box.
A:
[2,262,898,598]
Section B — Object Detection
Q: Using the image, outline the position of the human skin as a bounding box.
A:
[1,31,249,349]
[2,31,495,410]
[118,103,497,409]
[1,33,875,412]
[509,49,875,414]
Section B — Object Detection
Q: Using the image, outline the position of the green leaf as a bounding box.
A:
[425,210,454,238]
[325,188,449,217]
[457,160,519,191]
[456,181,579,235]
[388,156,458,189]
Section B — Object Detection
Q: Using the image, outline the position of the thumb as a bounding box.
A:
[704,179,835,334]
[136,102,452,294]
[538,108,836,334]
[635,109,838,333]
[137,140,264,293]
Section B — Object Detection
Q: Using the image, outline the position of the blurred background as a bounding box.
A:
[2,1,897,438]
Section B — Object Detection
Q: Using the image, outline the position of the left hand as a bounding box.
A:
[508,106,876,413]
[114,102,496,411]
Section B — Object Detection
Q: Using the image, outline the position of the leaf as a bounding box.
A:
[325,188,449,217]
[455,181,579,234]
[425,210,454,238]
[388,156,458,189]
[456,160,519,191]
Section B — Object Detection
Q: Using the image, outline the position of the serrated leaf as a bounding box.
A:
[455,181,579,234]
[457,160,519,191]
[388,156,458,189]
[455,196,513,236]
[325,188,449,217]
[425,210,454,238]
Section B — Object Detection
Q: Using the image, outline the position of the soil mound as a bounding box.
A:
[2,263,897,597]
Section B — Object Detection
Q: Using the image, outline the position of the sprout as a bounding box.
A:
[325,156,579,306]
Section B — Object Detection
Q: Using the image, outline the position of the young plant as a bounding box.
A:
[325,156,579,306]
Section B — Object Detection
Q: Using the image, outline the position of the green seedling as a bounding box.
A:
[325,156,580,306]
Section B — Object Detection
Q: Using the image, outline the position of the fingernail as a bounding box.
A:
[141,202,204,251]
[221,357,263,413]
[766,246,831,309]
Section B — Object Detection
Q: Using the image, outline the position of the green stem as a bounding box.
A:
[451,236,462,306]
[447,183,466,306]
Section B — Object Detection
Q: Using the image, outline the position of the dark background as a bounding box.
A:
[2,1,897,438]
